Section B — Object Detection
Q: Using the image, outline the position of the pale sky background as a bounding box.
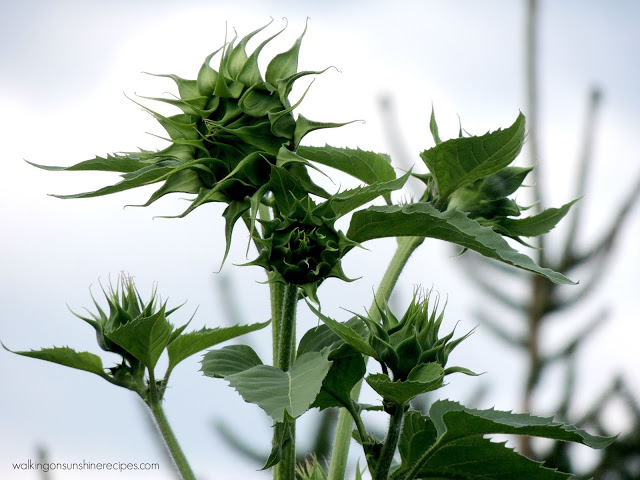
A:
[1,1,639,479]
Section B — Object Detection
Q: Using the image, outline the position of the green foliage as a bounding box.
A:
[393,400,615,479]
[12,21,617,480]
[202,349,332,423]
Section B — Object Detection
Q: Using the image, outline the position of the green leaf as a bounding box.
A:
[106,307,173,370]
[365,363,444,405]
[167,320,269,375]
[395,400,615,479]
[225,350,332,423]
[405,436,573,480]
[306,302,377,358]
[3,344,108,380]
[420,112,525,201]
[297,145,395,185]
[297,317,367,357]
[200,344,264,379]
[347,203,575,285]
[494,199,578,237]
[312,346,366,410]
[330,171,411,218]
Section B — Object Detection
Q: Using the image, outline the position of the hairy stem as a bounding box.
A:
[374,405,405,480]
[328,236,423,480]
[146,372,196,480]
[273,283,298,480]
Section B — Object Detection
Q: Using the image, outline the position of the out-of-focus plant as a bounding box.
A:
[4,20,617,480]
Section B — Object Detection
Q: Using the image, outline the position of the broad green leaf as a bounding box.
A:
[346,203,575,284]
[297,145,395,185]
[200,344,264,379]
[404,436,573,480]
[394,400,615,479]
[429,400,614,448]
[312,347,366,410]
[306,302,377,358]
[493,199,578,237]
[420,113,525,200]
[106,308,173,370]
[3,344,108,379]
[330,171,411,218]
[225,350,332,423]
[365,363,444,405]
[167,320,269,375]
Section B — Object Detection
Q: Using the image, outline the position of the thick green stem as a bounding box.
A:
[374,405,405,480]
[146,372,196,480]
[273,283,298,480]
[328,236,423,480]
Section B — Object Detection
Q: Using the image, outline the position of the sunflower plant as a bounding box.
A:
[5,21,614,480]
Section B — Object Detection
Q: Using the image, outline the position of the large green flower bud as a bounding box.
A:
[34,21,349,216]
[361,289,472,381]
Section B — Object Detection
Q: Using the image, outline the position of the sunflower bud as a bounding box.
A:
[362,289,471,381]
[248,197,357,302]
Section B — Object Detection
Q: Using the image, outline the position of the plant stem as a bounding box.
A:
[374,405,405,480]
[328,236,423,480]
[146,372,196,480]
[273,283,298,480]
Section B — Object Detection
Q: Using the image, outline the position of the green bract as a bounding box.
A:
[31,21,348,221]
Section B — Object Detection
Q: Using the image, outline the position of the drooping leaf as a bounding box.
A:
[420,113,526,201]
[167,320,269,375]
[225,350,332,423]
[297,145,395,185]
[347,203,575,285]
[200,344,264,379]
[3,344,108,380]
[106,307,173,370]
[365,363,444,406]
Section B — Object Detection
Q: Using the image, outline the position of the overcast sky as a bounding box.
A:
[1,1,639,479]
